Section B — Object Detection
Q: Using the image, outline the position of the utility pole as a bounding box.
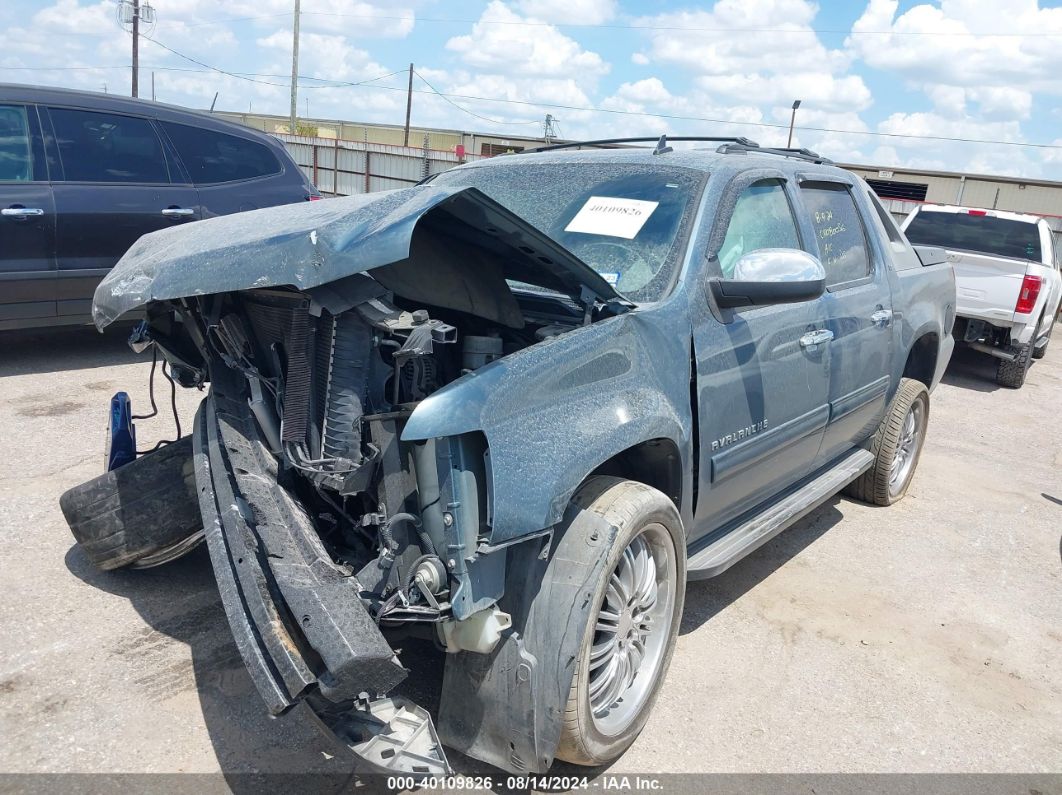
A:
[290,0,301,134]
[543,114,559,145]
[131,0,139,97]
[403,63,414,147]
[787,99,801,148]
[119,0,154,97]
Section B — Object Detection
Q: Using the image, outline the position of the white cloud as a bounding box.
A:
[631,52,650,66]
[446,1,609,81]
[869,110,1044,176]
[634,0,870,116]
[515,0,616,25]
[848,0,1062,94]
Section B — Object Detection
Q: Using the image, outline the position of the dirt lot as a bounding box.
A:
[0,323,1059,786]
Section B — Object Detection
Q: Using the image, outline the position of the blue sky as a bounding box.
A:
[4,0,1062,178]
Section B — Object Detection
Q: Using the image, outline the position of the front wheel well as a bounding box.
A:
[586,438,682,510]
[903,332,939,386]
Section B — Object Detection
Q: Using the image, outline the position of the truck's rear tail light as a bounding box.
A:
[307,194,322,201]
[1015,274,1042,314]
[966,209,987,216]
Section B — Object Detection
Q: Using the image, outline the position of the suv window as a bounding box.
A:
[48,108,169,184]
[0,105,34,182]
[905,210,1043,263]
[161,122,280,183]
[718,179,800,278]
[801,182,870,286]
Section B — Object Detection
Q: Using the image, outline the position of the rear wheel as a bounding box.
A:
[845,378,929,507]
[555,479,685,767]
[1031,313,1052,360]
[997,341,1032,388]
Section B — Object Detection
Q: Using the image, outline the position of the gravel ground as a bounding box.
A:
[0,323,1059,789]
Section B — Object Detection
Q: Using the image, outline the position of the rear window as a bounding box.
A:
[800,182,871,286]
[162,122,281,184]
[905,211,1042,262]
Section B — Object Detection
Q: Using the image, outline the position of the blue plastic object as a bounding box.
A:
[105,392,137,471]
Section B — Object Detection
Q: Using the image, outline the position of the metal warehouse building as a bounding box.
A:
[841,164,1062,239]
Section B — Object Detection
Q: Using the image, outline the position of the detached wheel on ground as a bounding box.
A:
[555,478,686,767]
[60,436,204,571]
[997,341,1033,388]
[845,377,930,507]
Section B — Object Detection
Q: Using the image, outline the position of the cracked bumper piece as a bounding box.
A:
[191,373,450,774]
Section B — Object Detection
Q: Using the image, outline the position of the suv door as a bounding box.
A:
[42,106,200,321]
[690,174,831,538]
[796,179,893,463]
[0,103,57,327]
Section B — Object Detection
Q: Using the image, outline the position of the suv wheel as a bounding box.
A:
[997,341,1032,388]
[554,478,685,767]
[845,377,929,507]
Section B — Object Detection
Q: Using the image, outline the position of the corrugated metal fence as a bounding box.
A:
[277,133,482,196]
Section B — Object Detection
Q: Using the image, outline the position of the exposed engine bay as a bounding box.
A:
[79,185,636,776]
[161,278,584,629]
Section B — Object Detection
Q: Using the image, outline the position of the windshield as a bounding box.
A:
[430,161,705,302]
[905,211,1042,262]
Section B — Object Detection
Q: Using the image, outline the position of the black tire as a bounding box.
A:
[60,436,203,571]
[1031,314,1051,360]
[997,342,1032,388]
[555,478,686,767]
[845,378,929,507]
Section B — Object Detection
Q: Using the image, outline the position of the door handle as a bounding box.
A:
[871,309,894,327]
[799,329,834,349]
[2,207,44,217]
[161,207,195,217]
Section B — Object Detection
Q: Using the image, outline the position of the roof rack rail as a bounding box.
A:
[716,142,832,164]
[528,136,760,153]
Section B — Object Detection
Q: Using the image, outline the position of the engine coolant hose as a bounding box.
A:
[382,512,438,558]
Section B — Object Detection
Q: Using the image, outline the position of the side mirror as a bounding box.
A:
[710,248,826,308]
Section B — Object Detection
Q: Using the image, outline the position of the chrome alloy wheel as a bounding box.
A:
[587,523,677,735]
[888,398,925,499]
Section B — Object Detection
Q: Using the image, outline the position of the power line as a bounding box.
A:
[182,10,1062,38]
[0,65,130,71]
[413,70,539,126]
[0,61,407,89]
[138,33,289,87]
[135,36,407,91]
[16,35,1059,151]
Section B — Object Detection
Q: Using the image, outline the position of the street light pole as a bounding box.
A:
[787,99,801,148]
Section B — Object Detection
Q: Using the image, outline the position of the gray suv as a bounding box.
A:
[0,84,318,330]
[63,138,956,776]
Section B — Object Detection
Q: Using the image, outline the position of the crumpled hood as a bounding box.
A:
[92,185,623,329]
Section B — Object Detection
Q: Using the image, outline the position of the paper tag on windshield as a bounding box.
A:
[564,197,659,240]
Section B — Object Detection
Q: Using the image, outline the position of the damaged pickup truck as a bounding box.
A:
[62,138,956,776]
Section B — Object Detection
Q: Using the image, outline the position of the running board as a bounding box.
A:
[687,448,874,580]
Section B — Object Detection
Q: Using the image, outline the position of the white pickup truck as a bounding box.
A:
[902,204,1062,388]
